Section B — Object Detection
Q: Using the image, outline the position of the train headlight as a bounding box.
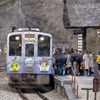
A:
[40,37,44,41]
[15,36,20,40]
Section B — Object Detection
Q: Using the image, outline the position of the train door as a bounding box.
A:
[23,42,35,73]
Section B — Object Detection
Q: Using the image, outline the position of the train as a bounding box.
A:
[7,27,53,88]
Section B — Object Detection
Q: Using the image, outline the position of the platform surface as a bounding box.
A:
[54,75,76,100]
[54,75,100,100]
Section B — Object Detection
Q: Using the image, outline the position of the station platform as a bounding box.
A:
[54,75,76,100]
[54,75,100,100]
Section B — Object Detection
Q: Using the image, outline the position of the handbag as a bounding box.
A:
[80,62,85,69]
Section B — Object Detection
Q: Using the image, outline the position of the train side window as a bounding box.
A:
[25,44,34,57]
[38,35,50,57]
[9,35,22,56]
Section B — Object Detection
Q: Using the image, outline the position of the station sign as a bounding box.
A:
[78,34,82,36]
[78,46,82,49]
[78,40,82,42]
[93,78,99,92]
[78,49,82,51]
[78,34,83,51]
[78,42,82,45]
[73,30,84,34]
[78,37,82,39]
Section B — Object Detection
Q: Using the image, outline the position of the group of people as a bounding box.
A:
[52,47,97,76]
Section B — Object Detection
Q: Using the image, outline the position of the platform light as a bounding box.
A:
[40,37,44,41]
[15,36,19,40]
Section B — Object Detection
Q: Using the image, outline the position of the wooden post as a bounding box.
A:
[82,27,86,52]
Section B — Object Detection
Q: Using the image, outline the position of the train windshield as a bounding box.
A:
[25,44,34,57]
[38,35,50,57]
[9,34,22,56]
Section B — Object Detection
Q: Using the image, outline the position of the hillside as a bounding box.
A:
[0,0,100,53]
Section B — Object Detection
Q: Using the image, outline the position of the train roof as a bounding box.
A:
[8,28,52,36]
[8,31,51,36]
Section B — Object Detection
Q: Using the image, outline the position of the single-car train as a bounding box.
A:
[7,27,52,88]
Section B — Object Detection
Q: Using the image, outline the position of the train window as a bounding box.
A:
[9,35,22,56]
[25,44,34,57]
[38,35,50,57]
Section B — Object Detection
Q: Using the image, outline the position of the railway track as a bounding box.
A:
[17,89,49,100]
[17,89,29,100]
[37,91,49,100]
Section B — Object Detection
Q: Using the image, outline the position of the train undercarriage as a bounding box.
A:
[8,74,54,89]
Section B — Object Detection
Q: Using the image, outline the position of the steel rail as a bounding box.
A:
[17,89,29,100]
[37,91,49,100]
[17,89,49,100]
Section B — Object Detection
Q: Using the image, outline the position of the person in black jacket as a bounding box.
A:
[55,48,66,75]
[78,51,83,75]
[54,48,59,75]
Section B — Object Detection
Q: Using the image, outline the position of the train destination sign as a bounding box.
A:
[25,34,35,38]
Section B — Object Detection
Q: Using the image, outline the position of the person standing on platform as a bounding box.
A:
[78,51,83,75]
[70,48,75,66]
[54,48,59,75]
[65,50,72,75]
[83,50,90,76]
[89,51,94,76]
[73,49,80,75]
[55,48,65,75]
[96,52,100,70]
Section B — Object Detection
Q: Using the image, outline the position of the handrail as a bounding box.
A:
[53,63,79,97]
[71,67,79,98]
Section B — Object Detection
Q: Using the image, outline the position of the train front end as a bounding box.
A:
[7,28,52,88]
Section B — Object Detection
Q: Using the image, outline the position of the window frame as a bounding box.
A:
[9,34,22,56]
[38,35,50,57]
[25,43,34,57]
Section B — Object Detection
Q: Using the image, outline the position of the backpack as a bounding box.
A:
[70,53,80,63]
[61,54,67,64]
[75,57,80,63]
